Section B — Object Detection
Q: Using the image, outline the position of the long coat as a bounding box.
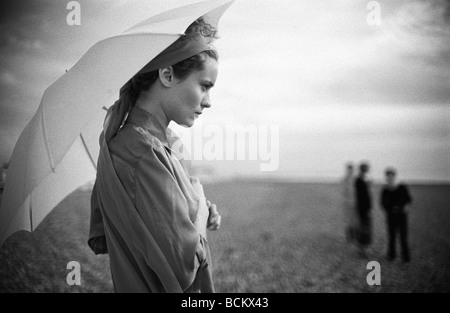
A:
[89,106,213,292]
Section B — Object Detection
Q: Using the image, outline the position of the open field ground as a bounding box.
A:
[1,180,449,292]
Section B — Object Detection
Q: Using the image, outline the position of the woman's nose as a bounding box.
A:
[201,95,211,109]
[201,102,211,109]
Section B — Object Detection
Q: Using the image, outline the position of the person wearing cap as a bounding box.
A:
[380,167,413,263]
[87,18,221,293]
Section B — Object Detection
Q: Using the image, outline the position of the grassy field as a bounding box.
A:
[0,180,449,293]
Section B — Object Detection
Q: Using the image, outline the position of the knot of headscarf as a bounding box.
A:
[103,34,211,143]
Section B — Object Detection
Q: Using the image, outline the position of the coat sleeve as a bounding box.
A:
[87,130,108,255]
[134,145,206,291]
[88,180,108,254]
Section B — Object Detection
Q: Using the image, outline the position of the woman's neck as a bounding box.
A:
[135,88,170,129]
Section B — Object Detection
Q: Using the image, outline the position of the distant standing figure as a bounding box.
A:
[355,162,373,256]
[380,167,412,262]
[341,162,358,242]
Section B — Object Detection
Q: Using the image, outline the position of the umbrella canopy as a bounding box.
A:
[0,0,234,246]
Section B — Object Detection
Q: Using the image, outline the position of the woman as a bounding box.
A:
[88,18,222,293]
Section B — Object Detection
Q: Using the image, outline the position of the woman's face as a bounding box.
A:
[166,57,218,127]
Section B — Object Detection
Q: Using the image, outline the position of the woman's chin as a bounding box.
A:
[178,119,195,128]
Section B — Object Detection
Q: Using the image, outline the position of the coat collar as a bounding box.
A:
[126,105,170,148]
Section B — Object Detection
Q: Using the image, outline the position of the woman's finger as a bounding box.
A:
[208,215,217,225]
[209,215,221,230]
[213,215,221,230]
[209,203,218,215]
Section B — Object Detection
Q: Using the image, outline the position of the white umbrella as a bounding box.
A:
[0,0,234,246]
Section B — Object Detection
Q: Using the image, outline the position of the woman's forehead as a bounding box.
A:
[196,58,218,80]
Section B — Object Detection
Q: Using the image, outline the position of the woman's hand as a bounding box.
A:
[206,200,221,231]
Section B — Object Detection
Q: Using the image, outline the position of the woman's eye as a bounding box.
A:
[201,82,213,91]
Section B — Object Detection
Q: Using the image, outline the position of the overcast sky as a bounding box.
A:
[1,0,449,182]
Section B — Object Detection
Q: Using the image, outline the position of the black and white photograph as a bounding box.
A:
[0,0,449,296]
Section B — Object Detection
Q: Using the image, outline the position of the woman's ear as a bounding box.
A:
[159,67,174,87]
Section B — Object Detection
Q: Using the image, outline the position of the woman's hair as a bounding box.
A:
[118,18,218,112]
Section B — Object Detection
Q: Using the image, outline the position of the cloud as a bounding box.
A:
[445,0,450,22]
[384,0,450,63]
[310,0,450,105]
[0,71,18,86]
[0,1,55,51]
[0,34,45,52]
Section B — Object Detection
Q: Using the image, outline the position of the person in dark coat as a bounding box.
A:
[355,162,373,257]
[341,162,358,243]
[380,167,412,262]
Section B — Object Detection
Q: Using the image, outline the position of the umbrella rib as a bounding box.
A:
[80,133,97,171]
[29,193,33,232]
[41,103,56,172]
